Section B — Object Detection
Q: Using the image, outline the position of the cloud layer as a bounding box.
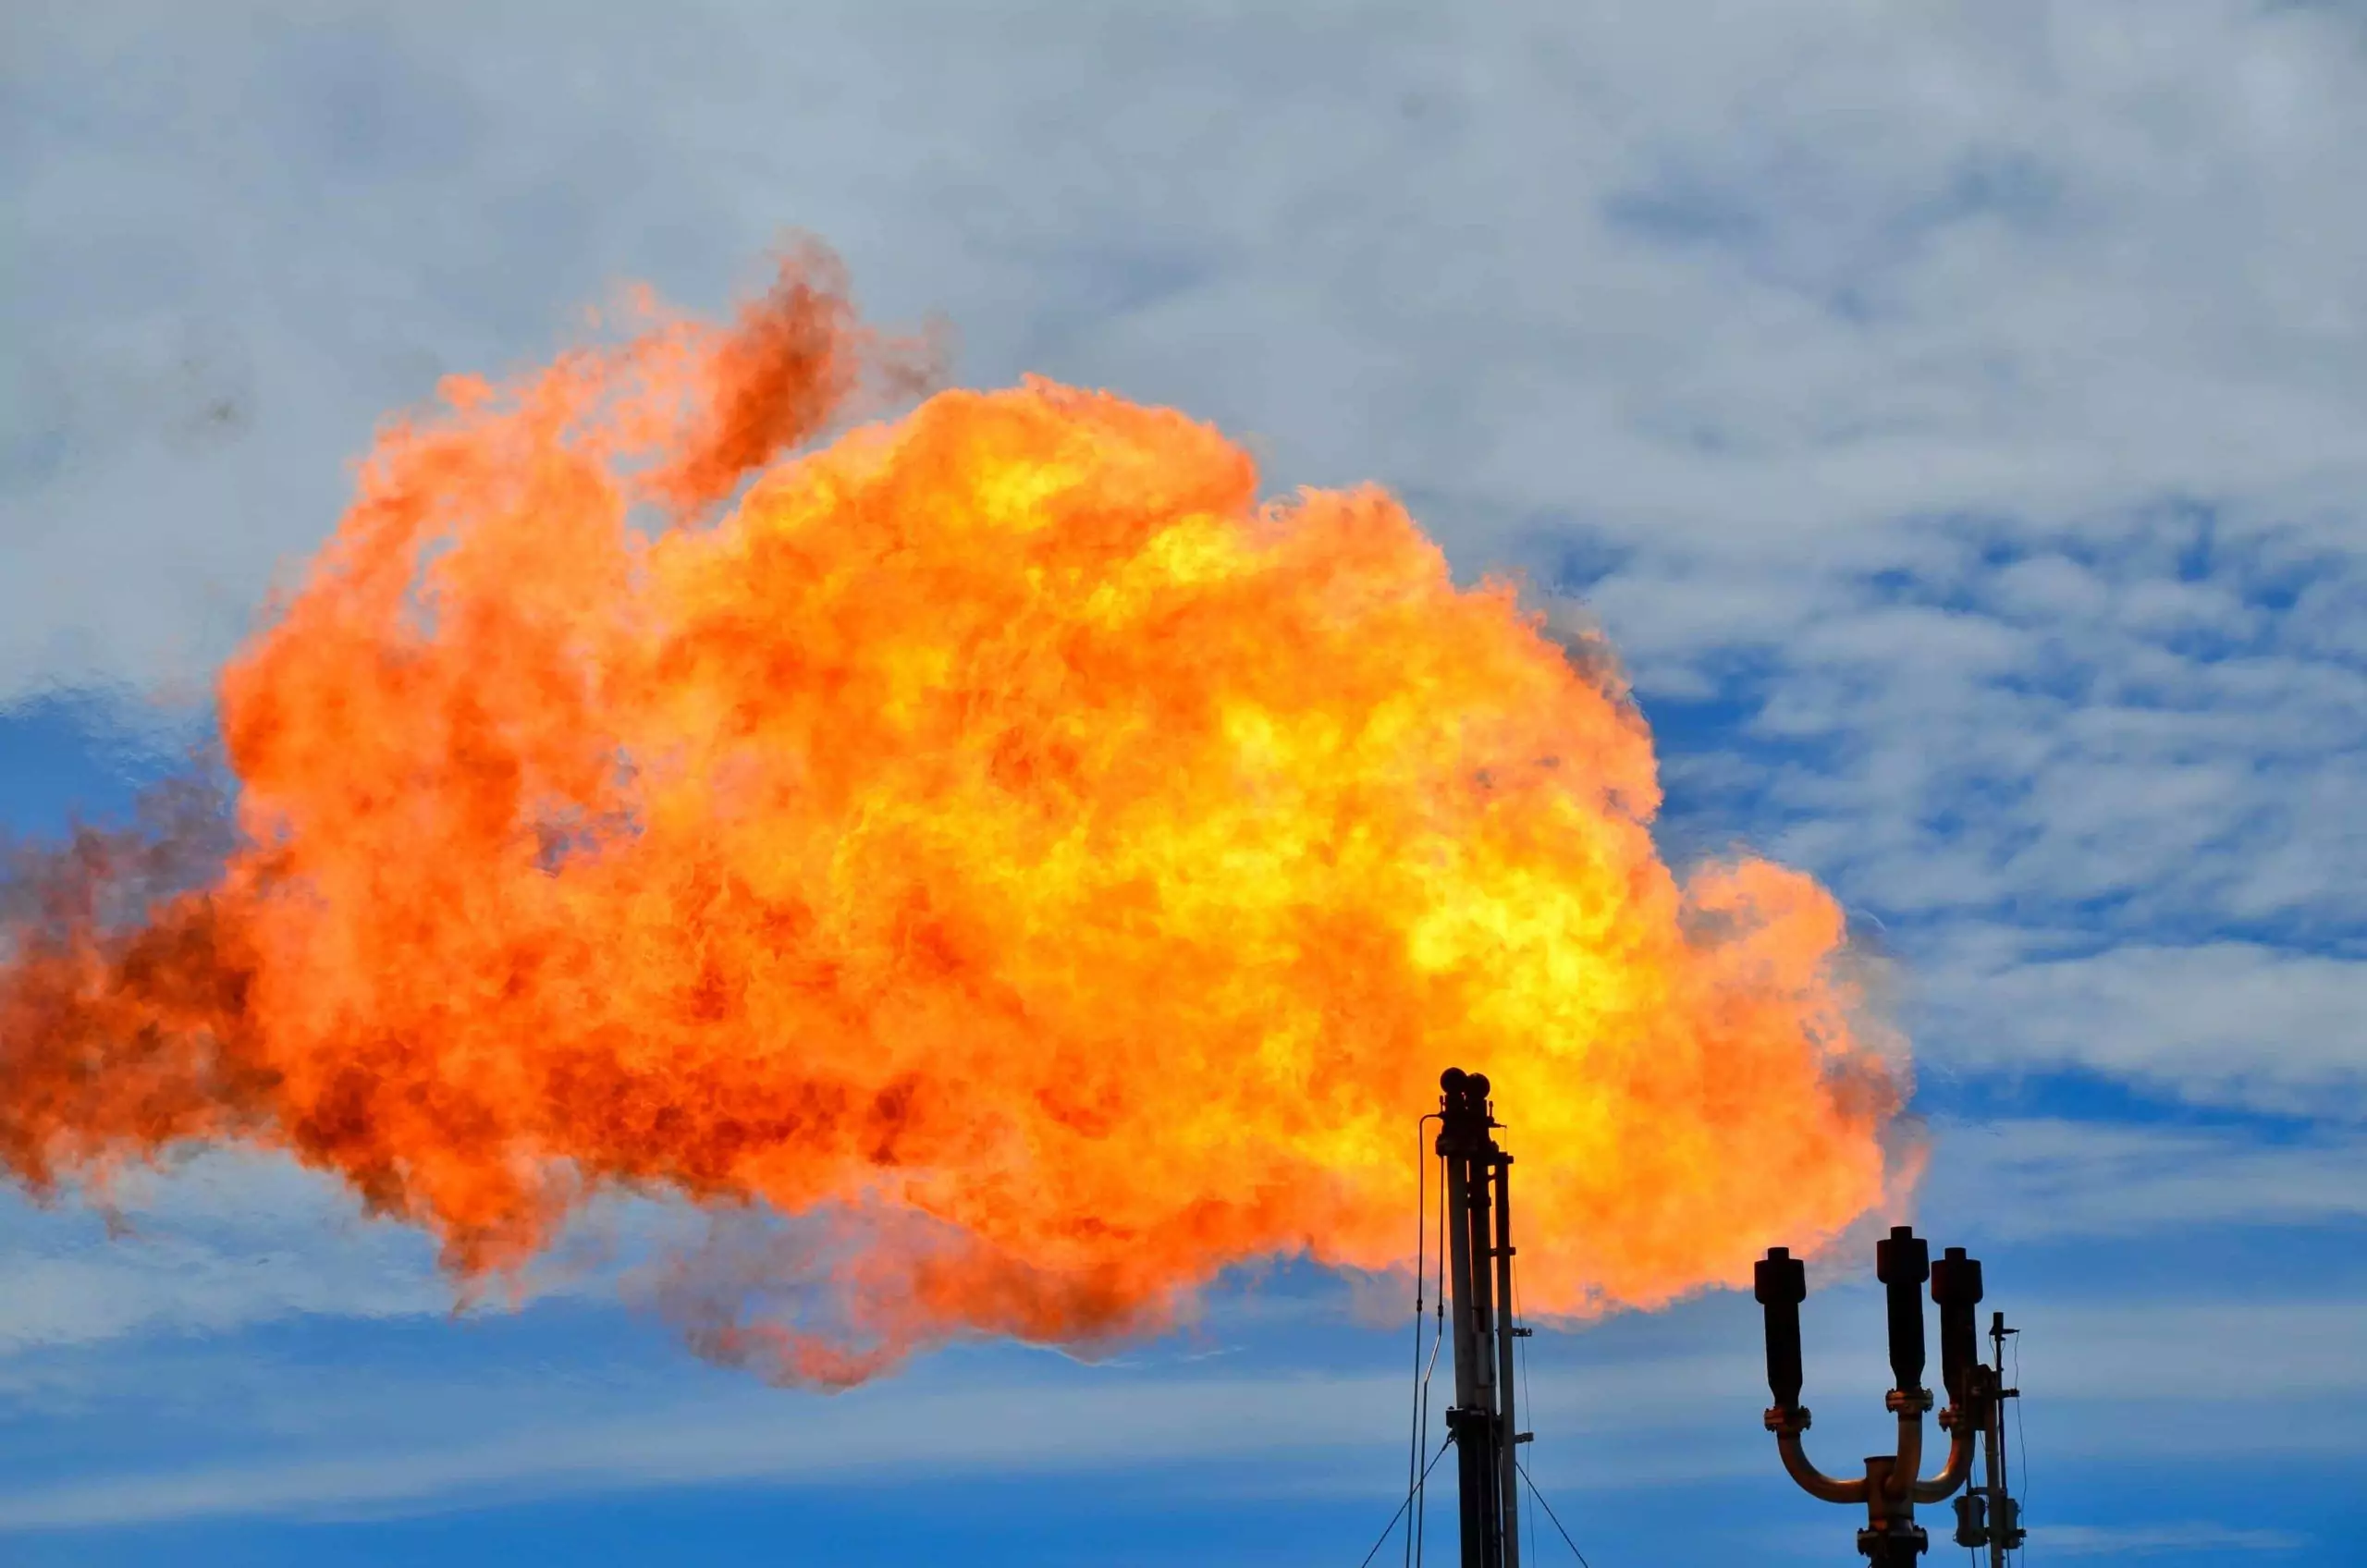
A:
[6,3,2366,1561]
[9,1,2364,1109]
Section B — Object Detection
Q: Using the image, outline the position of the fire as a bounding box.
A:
[0,248,1906,1384]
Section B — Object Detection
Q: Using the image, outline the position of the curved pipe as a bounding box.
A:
[1912,1417,1978,1503]
[1773,1424,1866,1505]
[1888,1405,1923,1502]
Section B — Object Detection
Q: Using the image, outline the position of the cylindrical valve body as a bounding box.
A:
[1930,1246,1983,1407]
[1754,1246,1808,1410]
[1874,1226,1930,1393]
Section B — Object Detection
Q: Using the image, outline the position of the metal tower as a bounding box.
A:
[1437,1066,1524,1568]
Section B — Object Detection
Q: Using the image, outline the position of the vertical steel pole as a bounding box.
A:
[1987,1312,2018,1568]
[1438,1068,1509,1568]
[1491,1151,1522,1568]
[1441,1098,1486,1568]
[1466,1133,1500,1563]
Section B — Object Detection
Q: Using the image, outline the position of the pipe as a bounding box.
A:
[1760,1231,1989,1562]
[1888,1397,1925,1501]
[1772,1424,1865,1505]
[1442,1126,1485,1568]
[1491,1151,1521,1568]
[1931,1247,1983,1409]
[1753,1247,1806,1411]
[1757,1245,1869,1503]
[1437,1068,1503,1568]
[1461,1078,1502,1565]
[1919,1248,1986,1506]
[1913,1414,1979,1502]
[1874,1226,1929,1395]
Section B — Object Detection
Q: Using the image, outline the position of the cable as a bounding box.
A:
[1514,1459,1595,1568]
[2011,1332,2029,1566]
[1415,1153,1445,1568]
[1412,1289,1443,1547]
[1404,1115,1434,1568]
[1512,1243,1535,1561]
[1355,1435,1456,1568]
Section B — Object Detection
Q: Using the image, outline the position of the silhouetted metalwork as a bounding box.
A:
[1755,1228,2025,1564]
[1437,1067,1525,1568]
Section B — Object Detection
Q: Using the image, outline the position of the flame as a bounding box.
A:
[0,248,1906,1383]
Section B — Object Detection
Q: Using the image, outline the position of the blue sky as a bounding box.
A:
[4,3,2365,1563]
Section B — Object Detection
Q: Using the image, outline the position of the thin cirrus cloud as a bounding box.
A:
[0,1279,2355,1533]
[1920,1118,2367,1239]
[0,1111,2351,1366]
[2040,1524,2310,1557]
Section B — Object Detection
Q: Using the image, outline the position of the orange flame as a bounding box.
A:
[0,249,1907,1383]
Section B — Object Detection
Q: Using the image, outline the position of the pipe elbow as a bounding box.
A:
[1911,1419,1978,1503]
[1776,1427,1867,1505]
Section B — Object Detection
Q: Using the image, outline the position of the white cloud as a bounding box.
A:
[2040,1523,2307,1556]
[0,1366,1401,1531]
[1911,940,2367,1115]
[6,1102,2351,1368]
[1919,1118,2367,1239]
[9,22,2367,1552]
[8,8,2364,1092]
[1632,514,2367,1109]
[0,1275,2355,1532]
[8,2,2367,689]
[0,1150,725,1355]
[0,1155,445,1353]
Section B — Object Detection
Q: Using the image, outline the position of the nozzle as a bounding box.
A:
[1875,1225,1929,1394]
[1438,1067,1491,1122]
[1929,1245,1983,1407]
[1755,1245,1808,1410]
